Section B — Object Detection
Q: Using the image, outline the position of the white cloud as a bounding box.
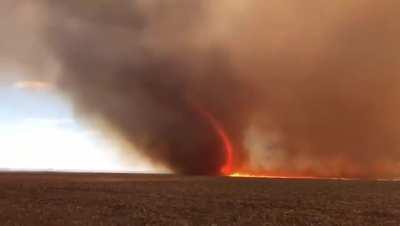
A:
[13,80,53,91]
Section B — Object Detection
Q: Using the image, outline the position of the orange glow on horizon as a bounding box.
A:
[229,172,368,181]
[229,172,318,179]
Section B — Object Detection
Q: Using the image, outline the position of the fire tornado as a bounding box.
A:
[195,107,234,175]
[4,1,400,179]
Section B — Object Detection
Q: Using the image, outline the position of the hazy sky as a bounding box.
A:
[0,70,157,172]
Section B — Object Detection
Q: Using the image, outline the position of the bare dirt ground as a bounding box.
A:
[0,173,399,226]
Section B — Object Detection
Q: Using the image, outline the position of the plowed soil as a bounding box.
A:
[0,173,399,226]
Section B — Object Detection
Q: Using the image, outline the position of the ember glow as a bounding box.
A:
[229,173,356,181]
[229,173,314,179]
[228,170,377,181]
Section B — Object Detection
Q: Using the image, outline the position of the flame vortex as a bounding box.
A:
[196,108,234,175]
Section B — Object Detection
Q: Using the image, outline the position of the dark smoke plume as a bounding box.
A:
[2,1,400,177]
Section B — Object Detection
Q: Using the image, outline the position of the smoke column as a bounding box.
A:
[2,1,400,178]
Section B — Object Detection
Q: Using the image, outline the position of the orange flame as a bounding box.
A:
[194,109,365,179]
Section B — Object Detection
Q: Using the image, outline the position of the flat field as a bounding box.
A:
[0,172,399,226]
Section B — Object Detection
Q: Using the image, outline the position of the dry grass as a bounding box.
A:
[0,173,399,225]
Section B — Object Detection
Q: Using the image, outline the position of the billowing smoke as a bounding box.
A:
[2,1,400,177]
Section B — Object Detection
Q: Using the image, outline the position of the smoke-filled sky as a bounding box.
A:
[2,1,400,178]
